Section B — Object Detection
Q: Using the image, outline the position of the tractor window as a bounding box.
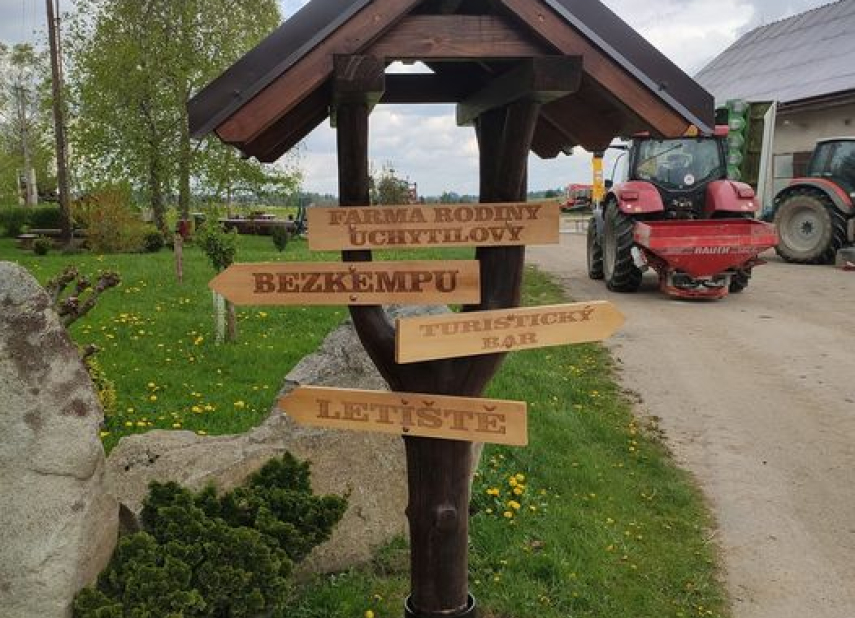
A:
[810,141,855,193]
[634,138,724,189]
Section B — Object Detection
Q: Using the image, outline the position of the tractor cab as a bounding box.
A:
[626,135,728,219]
[806,138,855,195]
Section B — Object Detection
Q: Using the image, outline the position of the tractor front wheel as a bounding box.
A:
[586,217,604,280]
[603,203,642,292]
[774,190,847,264]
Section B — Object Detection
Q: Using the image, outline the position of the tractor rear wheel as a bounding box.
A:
[586,217,604,280]
[603,203,642,292]
[729,268,751,293]
[774,189,847,264]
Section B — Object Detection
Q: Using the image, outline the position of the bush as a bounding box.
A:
[74,189,148,253]
[84,355,118,417]
[196,221,238,272]
[74,454,347,618]
[142,227,165,253]
[0,206,29,237]
[271,225,289,252]
[32,237,52,256]
[29,205,64,229]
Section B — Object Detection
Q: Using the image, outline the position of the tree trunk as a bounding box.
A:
[178,107,192,221]
[149,146,166,233]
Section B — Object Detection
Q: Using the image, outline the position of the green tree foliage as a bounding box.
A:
[0,43,54,205]
[196,222,237,273]
[74,454,347,618]
[370,163,412,205]
[66,0,297,231]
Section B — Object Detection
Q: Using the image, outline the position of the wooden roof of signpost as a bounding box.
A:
[189,0,714,161]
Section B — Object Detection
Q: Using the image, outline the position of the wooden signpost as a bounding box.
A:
[395,301,625,363]
[279,386,528,446]
[307,201,560,250]
[208,260,481,305]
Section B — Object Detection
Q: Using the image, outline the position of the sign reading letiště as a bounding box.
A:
[209,261,481,306]
[308,202,559,250]
[279,386,528,446]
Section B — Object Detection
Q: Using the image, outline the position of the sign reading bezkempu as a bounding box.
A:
[279,386,528,446]
[308,202,559,250]
[396,301,625,363]
[209,261,481,306]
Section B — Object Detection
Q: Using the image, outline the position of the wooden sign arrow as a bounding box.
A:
[279,386,528,446]
[395,301,625,363]
[307,201,559,251]
[209,261,481,306]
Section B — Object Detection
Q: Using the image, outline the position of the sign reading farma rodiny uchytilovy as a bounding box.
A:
[209,200,624,446]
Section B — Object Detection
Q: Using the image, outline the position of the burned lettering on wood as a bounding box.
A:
[396,301,626,363]
[209,261,481,306]
[279,386,528,446]
[308,202,559,250]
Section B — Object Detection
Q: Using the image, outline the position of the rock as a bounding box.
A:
[108,305,482,575]
[0,262,118,618]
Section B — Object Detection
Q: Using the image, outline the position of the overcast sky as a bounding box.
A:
[0,0,835,195]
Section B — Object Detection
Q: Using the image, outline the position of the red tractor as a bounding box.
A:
[587,129,778,299]
[769,138,855,264]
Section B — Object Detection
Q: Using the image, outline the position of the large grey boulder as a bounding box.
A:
[0,262,118,618]
[107,306,463,575]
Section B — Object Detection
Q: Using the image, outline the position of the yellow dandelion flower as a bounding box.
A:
[508,477,518,487]
[515,473,525,482]
[486,487,500,496]
[234,401,246,409]
[365,611,375,618]
[503,511,513,519]
[191,406,202,414]
[513,487,523,496]
[508,500,521,510]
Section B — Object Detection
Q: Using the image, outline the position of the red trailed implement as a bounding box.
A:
[633,219,779,299]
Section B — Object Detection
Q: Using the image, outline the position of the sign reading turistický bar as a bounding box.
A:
[209,261,481,306]
[279,386,528,446]
[307,202,560,251]
[396,301,625,363]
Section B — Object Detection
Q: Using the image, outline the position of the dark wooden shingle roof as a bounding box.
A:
[189,0,714,161]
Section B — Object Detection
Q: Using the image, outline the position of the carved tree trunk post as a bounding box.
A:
[335,55,540,618]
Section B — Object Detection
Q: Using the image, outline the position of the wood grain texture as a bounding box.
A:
[499,0,690,137]
[279,386,528,446]
[216,0,422,144]
[308,202,559,251]
[208,261,481,306]
[457,56,582,126]
[368,15,551,60]
[396,301,625,363]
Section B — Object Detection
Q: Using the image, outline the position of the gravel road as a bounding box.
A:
[529,232,855,618]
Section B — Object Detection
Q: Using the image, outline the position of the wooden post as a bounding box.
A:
[335,54,541,618]
[174,234,184,283]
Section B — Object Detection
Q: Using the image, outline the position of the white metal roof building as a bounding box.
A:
[696,0,855,165]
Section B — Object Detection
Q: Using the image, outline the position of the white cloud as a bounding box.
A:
[0,0,833,195]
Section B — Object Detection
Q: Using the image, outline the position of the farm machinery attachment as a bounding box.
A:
[587,128,778,299]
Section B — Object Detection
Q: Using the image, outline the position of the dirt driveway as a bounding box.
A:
[529,231,855,618]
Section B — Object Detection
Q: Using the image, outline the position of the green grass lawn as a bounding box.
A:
[0,235,471,451]
[0,236,727,618]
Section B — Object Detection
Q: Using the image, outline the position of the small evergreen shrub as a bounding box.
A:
[0,206,29,237]
[196,221,238,272]
[74,454,347,618]
[32,237,52,255]
[142,227,165,253]
[271,225,289,252]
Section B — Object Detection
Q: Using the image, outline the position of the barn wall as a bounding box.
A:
[774,102,855,154]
